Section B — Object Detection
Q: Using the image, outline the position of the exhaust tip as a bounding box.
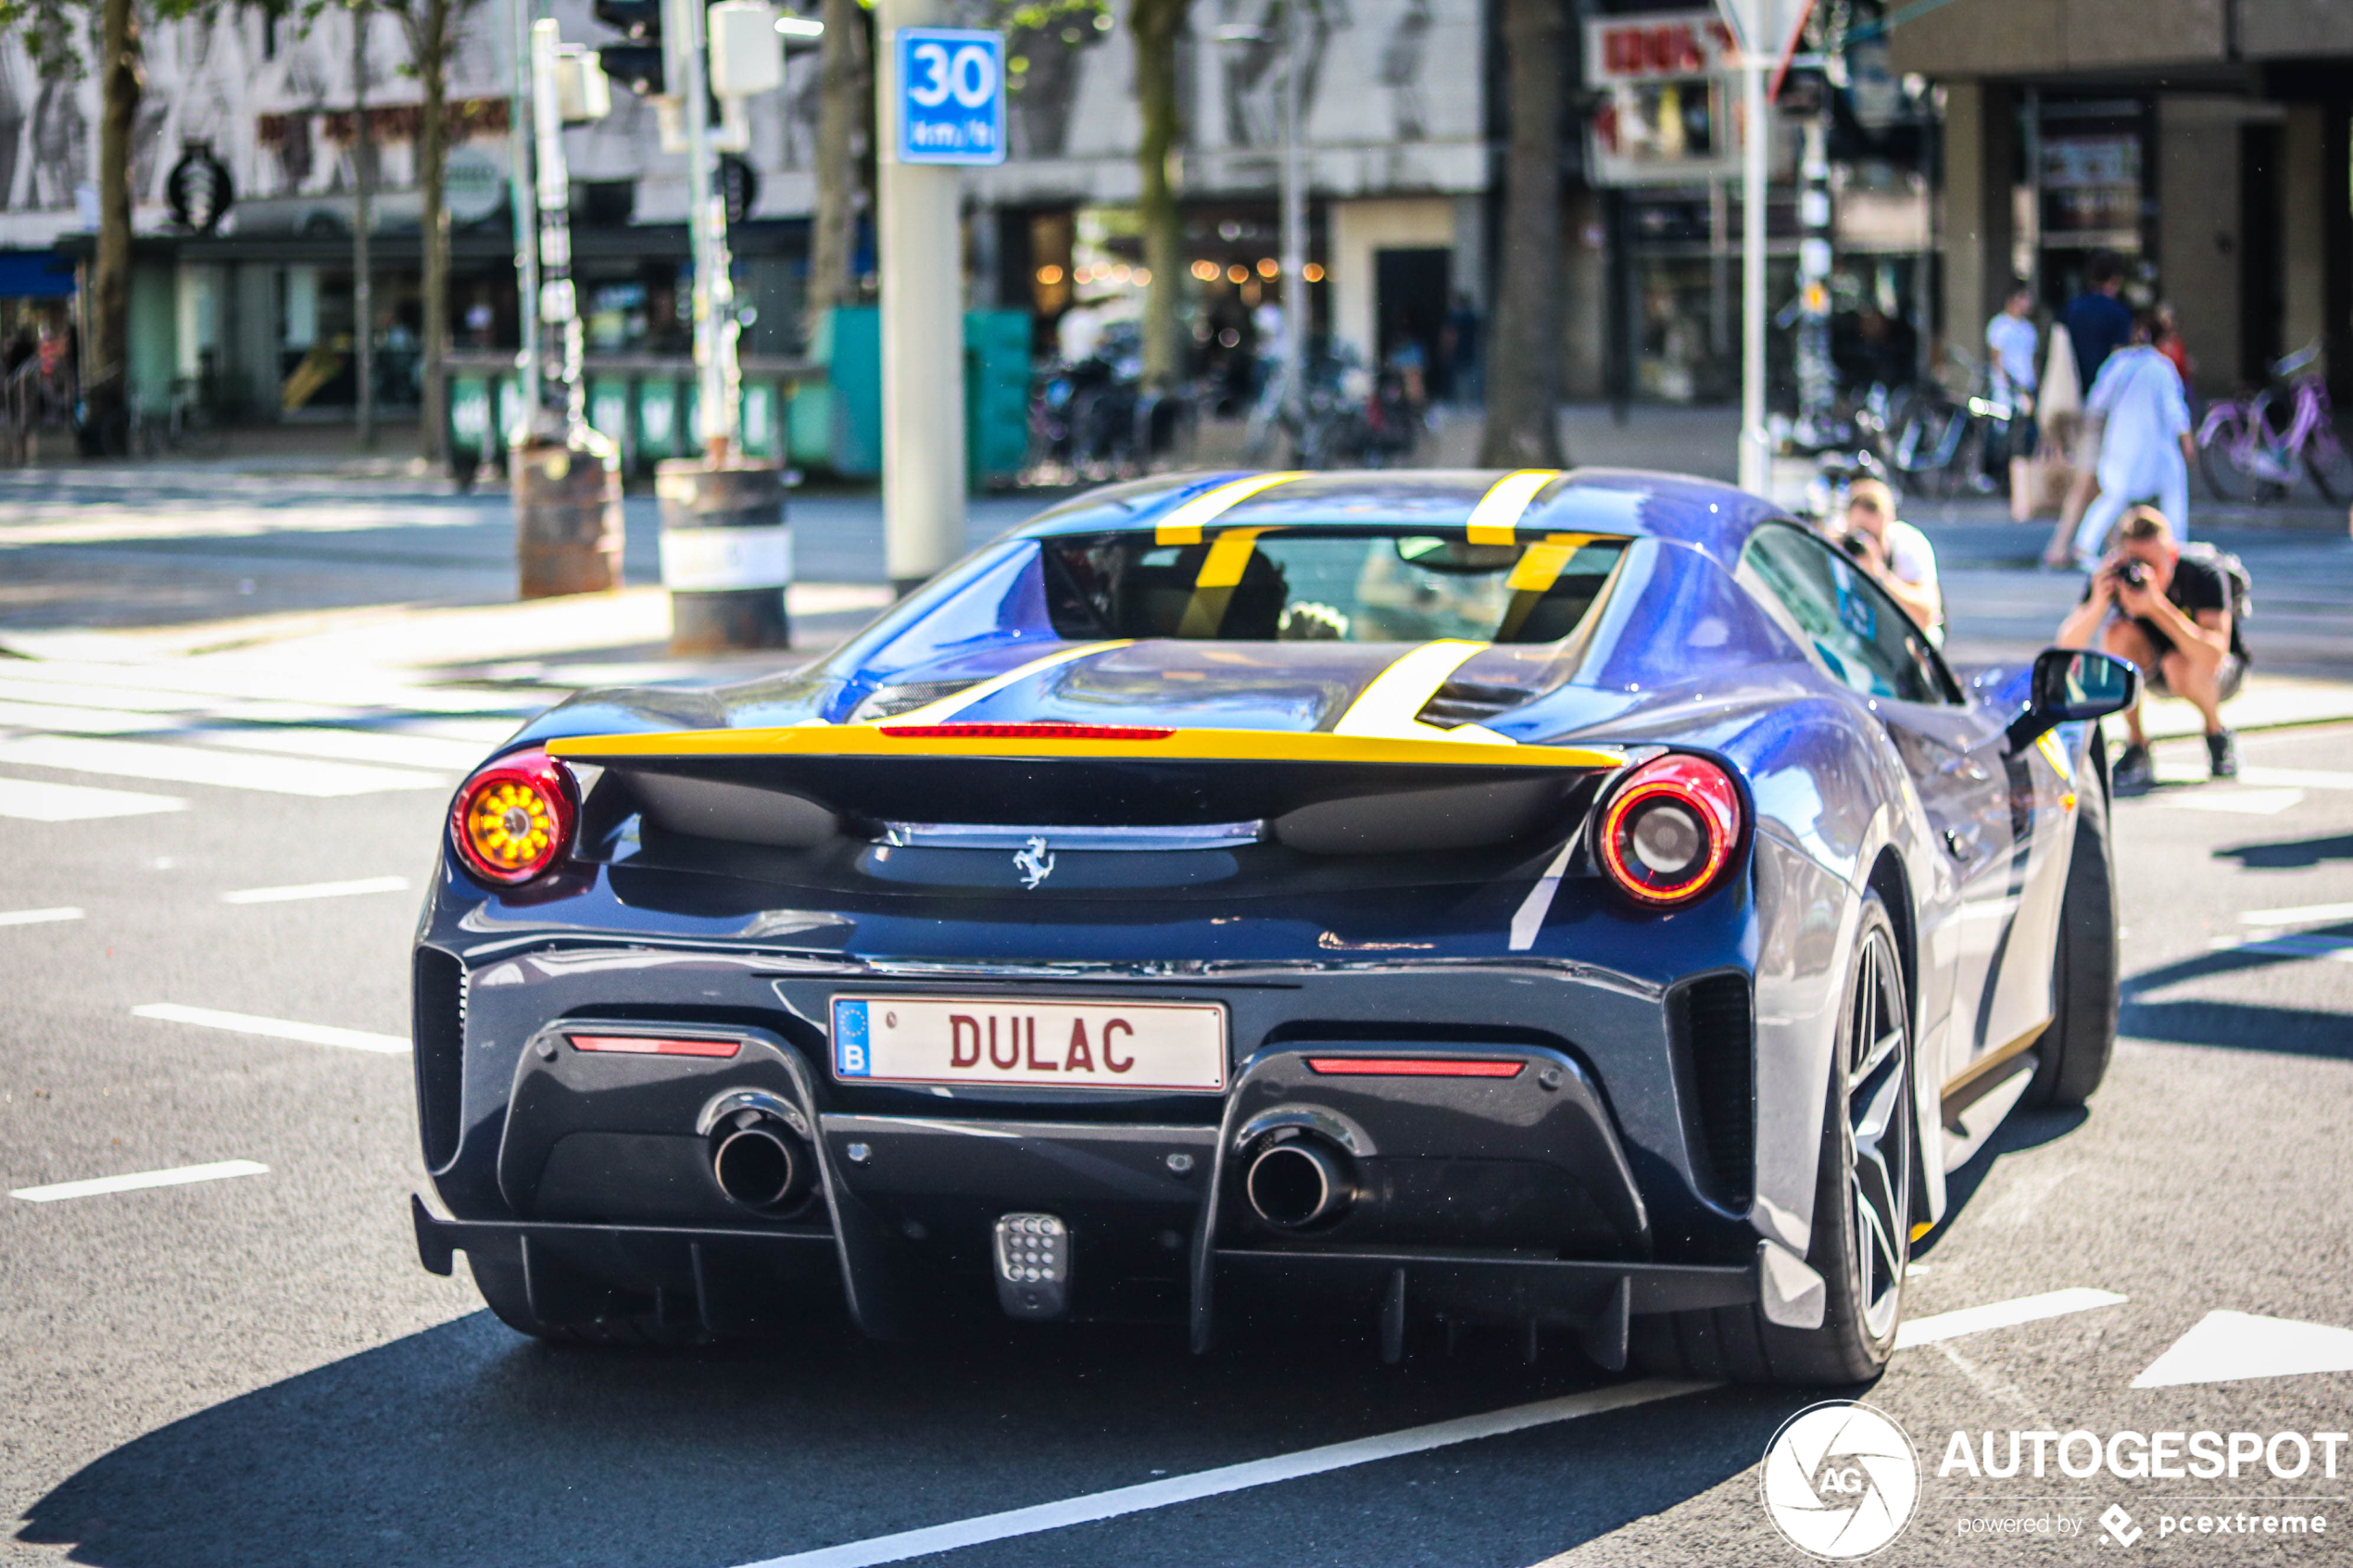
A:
[1245,1138,1353,1229]
[712,1123,801,1210]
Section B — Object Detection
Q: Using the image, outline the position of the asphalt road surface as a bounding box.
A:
[3,636,2351,1567]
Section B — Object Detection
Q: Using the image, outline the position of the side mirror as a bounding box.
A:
[2006,647,2140,752]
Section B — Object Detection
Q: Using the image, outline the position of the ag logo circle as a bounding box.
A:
[1759,1400,1919,1559]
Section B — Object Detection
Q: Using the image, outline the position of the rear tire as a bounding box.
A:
[2024,744,2119,1107]
[2304,431,2353,503]
[1631,894,1914,1385]
[2199,423,2259,502]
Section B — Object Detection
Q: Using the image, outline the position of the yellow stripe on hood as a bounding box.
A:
[1153,473,1303,545]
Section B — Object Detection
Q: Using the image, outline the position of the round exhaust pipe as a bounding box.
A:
[711,1117,806,1211]
[1245,1137,1354,1229]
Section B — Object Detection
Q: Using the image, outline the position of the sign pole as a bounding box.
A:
[1278,0,1304,436]
[879,20,1004,592]
[1740,52,1768,495]
[507,0,540,421]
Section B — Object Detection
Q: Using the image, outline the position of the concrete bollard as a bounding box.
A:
[511,441,624,598]
[657,460,791,655]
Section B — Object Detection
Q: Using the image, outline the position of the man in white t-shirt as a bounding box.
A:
[1835,478,1944,644]
[2060,311,2195,567]
[1986,282,2040,523]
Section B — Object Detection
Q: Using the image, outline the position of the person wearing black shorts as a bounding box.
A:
[2053,505,2246,792]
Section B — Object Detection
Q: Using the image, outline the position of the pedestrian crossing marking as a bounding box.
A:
[0,775,188,821]
[0,734,447,797]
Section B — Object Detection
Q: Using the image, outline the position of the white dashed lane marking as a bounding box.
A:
[2240,900,2353,926]
[735,1381,1710,1568]
[1894,1287,2131,1349]
[0,776,187,821]
[0,906,84,926]
[220,874,413,905]
[10,1160,270,1203]
[736,1287,2135,1568]
[132,1003,410,1054]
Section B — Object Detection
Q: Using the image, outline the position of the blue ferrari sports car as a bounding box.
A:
[409,467,2137,1385]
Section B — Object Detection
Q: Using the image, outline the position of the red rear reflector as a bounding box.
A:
[877,722,1176,741]
[1304,1058,1525,1078]
[568,1035,742,1059]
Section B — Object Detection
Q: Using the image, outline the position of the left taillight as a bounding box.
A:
[449,748,576,885]
[1596,753,1744,907]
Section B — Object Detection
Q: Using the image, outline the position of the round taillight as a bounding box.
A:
[450,748,576,885]
[1597,754,1743,906]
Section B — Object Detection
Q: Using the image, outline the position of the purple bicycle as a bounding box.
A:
[2196,343,2353,502]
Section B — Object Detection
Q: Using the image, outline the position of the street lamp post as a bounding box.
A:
[1215,17,1306,441]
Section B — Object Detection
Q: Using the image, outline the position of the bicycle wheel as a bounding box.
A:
[2303,430,2353,502]
[2198,426,2261,503]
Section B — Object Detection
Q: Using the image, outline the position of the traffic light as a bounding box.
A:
[595,0,672,96]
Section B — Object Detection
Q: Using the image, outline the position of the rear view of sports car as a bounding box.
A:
[409,468,2137,1383]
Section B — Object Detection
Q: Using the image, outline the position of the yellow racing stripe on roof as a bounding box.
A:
[1154,473,1304,545]
[877,641,1132,727]
[1463,470,1558,545]
[549,724,1625,771]
[1331,640,1505,744]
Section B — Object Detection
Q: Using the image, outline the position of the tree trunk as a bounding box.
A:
[1477,0,1565,468]
[408,0,453,462]
[1130,0,1186,393]
[806,0,867,336]
[87,0,140,432]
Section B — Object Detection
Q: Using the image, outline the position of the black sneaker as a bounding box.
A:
[2208,730,2240,779]
[2112,744,2156,796]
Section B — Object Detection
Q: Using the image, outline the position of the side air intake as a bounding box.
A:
[412,947,467,1172]
[1677,973,1754,1210]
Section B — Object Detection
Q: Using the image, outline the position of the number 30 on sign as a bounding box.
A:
[896,28,1007,166]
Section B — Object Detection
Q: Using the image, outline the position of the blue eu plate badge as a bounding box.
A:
[833,998,871,1077]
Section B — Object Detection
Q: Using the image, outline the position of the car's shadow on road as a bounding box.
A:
[1912,1104,2090,1262]
[19,1302,1809,1568]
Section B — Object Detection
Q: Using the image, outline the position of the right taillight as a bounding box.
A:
[1596,754,1743,907]
[449,748,576,885]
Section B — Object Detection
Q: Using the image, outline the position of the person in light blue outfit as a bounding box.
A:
[2069,310,2195,567]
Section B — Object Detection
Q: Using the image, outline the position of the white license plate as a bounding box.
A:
[830,995,1227,1092]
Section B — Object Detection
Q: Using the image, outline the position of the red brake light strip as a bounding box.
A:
[1304,1058,1525,1078]
[568,1035,743,1059]
[877,723,1176,741]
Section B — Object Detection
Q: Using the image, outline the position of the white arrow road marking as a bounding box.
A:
[0,776,186,821]
[132,1003,409,1054]
[734,1381,1713,1568]
[220,874,412,905]
[0,906,83,926]
[11,1160,270,1203]
[1894,1287,2130,1349]
[2132,1310,2353,1389]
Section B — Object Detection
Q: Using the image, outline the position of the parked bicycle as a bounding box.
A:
[1885,352,2013,499]
[2196,343,2353,502]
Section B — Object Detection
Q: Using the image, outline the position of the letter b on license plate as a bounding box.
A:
[830,996,1227,1092]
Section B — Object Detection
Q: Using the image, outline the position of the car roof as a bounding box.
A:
[1011,468,1785,571]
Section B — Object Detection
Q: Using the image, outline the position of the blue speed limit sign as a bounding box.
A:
[896,28,1006,165]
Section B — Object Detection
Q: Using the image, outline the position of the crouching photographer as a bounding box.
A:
[2055,506,2250,794]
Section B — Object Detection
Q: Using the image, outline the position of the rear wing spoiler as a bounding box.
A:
[547,725,1629,856]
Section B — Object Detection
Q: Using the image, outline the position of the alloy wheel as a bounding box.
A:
[1846,929,1913,1344]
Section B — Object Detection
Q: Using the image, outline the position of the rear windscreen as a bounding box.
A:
[1038,531,1629,644]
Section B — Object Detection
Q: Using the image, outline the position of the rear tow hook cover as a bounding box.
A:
[994,1213,1071,1321]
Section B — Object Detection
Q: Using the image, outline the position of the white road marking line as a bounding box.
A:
[0,906,83,926]
[1894,1286,2129,1348]
[0,673,209,712]
[132,1002,410,1054]
[734,1380,1713,1568]
[2153,762,2353,791]
[2209,933,2353,962]
[2147,787,2305,816]
[0,734,447,797]
[2241,900,2353,926]
[2132,1310,2353,1389]
[0,698,172,735]
[0,775,187,821]
[11,1159,270,1203]
[193,727,489,771]
[220,874,412,905]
